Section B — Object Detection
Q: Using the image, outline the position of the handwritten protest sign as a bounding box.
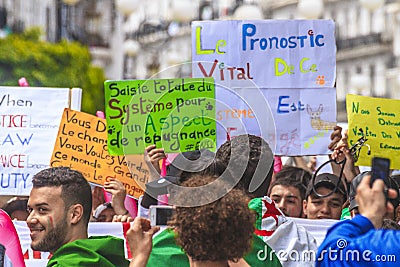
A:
[346,94,400,169]
[192,20,336,88]
[191,20,336,155]
[51,109,146,198]
[215,87,336,155]
[0,87,81,196]
[104,78,216,155]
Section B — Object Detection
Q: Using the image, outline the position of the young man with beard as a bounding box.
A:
[26,167,131,266]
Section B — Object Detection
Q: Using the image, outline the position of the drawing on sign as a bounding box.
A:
[279,128,301,155]
[316,75,325,85]
[307,104,336,130]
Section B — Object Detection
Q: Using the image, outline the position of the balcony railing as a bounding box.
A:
[336,33,386,50]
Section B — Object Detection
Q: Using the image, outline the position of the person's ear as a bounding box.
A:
[303,199,308,217]
[396,206,400,223]
[69,204,84,225]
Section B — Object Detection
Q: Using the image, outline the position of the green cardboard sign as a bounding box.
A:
[104,78,216,155]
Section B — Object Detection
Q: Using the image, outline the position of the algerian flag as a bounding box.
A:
[249,197,318,267]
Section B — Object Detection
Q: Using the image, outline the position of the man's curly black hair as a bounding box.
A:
[216,134,274,198]
[169,174,255,262]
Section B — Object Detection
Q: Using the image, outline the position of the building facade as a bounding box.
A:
[2,0,399,122]
[266,0,399,121]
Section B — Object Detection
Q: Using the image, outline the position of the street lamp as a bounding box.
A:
[350,74,370,96]
[116,0,141,16]
[297,0,324,19]
[359,0,384,12]
[169,0,198,22]
[124,39,140,56]
[199,1,216,20]
[63,0,80,5]
[358,0,384,33]
[233,4,263,20]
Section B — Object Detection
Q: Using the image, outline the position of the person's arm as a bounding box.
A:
[328,125,342,151]
[329,126,347,179]
[91,186,106,219]
[113,214,134,223]
[330,129,360,183]
[316,175,398,266]
[127,217,160,267]
[104,178,130,216]
[292,156,313,173]
[144,144,166,182]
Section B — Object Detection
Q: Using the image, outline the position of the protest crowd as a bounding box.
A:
[1,18,400,267]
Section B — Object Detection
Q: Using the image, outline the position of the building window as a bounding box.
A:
[370,64,375,96]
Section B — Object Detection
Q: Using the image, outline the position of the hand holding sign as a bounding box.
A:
[144,144,166,182]
[104,178,130,216]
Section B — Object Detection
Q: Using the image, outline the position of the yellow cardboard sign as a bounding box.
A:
[346,94,400,168]
[50,108,148,198]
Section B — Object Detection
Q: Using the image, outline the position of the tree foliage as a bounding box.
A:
[0,28,105,114]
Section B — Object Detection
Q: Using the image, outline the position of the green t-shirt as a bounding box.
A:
[147,228,282,267]
[340,207,351,220]
[47,236,130,267]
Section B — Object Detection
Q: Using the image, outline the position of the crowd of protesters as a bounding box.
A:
[1,124,400,267]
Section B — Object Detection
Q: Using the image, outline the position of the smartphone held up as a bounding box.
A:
[370,157,390,188]
[149,205,174,227]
